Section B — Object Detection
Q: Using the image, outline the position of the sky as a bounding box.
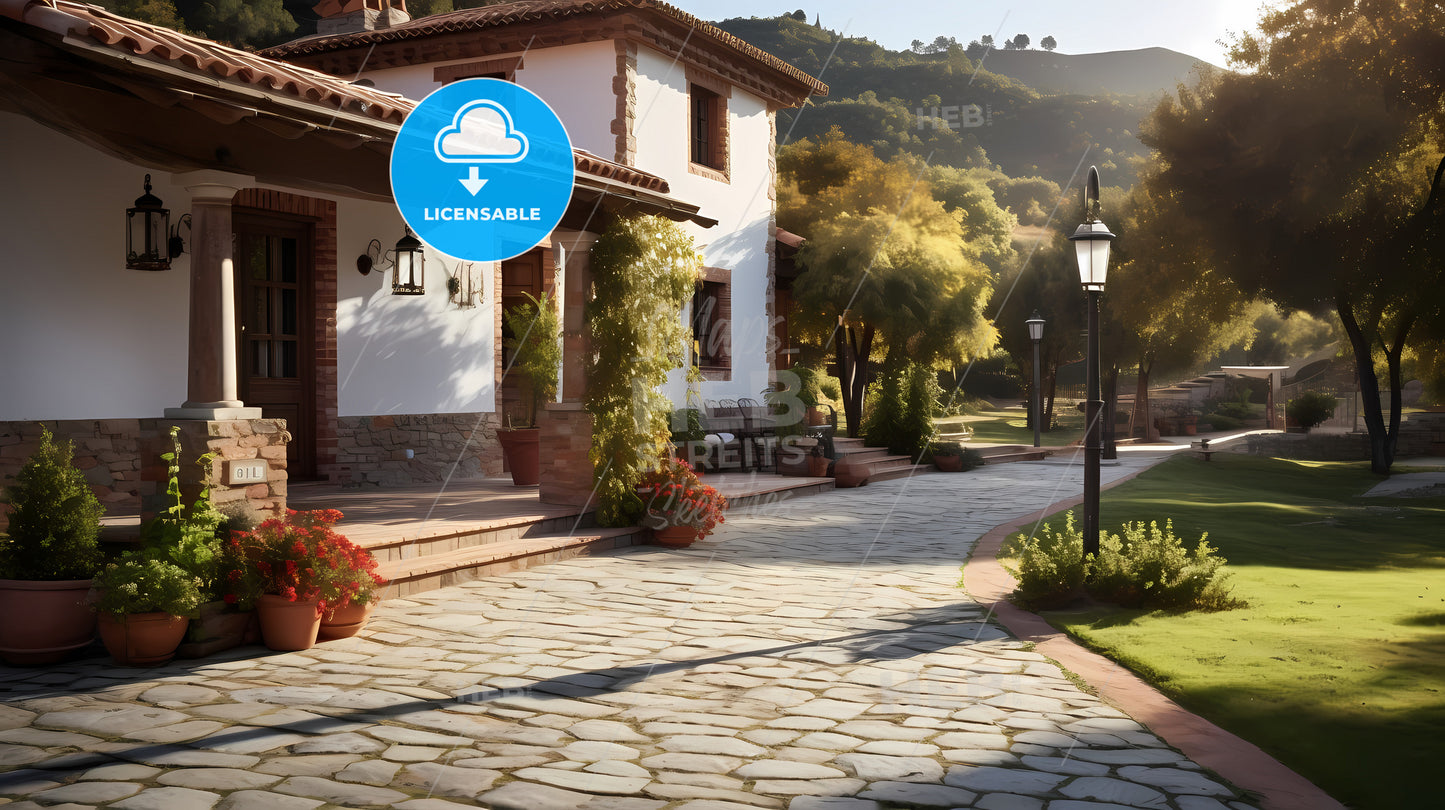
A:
[673,0,1271,68]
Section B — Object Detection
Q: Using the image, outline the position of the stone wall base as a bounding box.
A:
[334,413,502,487]
[539,403,594,507]
[0,418,288,532]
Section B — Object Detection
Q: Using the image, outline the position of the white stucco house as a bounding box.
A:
[0,0,824,518]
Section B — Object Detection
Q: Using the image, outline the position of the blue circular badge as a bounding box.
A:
[391,78,574,262]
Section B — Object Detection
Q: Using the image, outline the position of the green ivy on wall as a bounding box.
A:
[585,215,701,527]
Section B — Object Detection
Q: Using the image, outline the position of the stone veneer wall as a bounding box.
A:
[1244,413,1445,460]
[538,403,594,507]
[334,413,503,486]
[0,418,287,531]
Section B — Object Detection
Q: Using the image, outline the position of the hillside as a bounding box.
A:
[975,47,1218,98]
[711,16,1218,189]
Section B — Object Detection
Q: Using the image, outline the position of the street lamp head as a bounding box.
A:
[1025,310,1046,342]
[1069,166,1114,291]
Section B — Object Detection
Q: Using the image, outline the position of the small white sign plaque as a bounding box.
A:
[226,459,269,485]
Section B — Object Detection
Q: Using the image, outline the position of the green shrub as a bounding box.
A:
[862,369,905,450]
[669,408,707,444]
[1002,512,1088,608]
[92,557,204,619]
[959,447,985,471]
[0,426,103,580]
[1204,413,1244,431]
[1002,512,1241,612]
[930,441,963,457]
[901,362,943,457]
[819,375,842,403]
[1287,391,1337,430]
[1089,519,1239,611]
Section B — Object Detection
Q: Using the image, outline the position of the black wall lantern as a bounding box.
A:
[391,227,425,295]
[126,174,171,271]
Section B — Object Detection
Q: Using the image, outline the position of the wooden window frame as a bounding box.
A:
[692,266,731,381]
[686,68,730,182]
[434,56,524,84]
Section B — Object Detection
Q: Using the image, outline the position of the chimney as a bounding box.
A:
[314,0,411,36]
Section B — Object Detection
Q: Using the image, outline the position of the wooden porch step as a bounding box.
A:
[378,528,646,598]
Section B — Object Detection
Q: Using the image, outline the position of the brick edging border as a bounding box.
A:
[961,472,1346,810]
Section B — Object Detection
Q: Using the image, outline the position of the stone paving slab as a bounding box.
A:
[0,457,1267,809]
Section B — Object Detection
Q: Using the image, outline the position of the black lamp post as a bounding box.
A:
[1068,166,1115,557]
[1026,311,1045,448]
[391,227,426,295]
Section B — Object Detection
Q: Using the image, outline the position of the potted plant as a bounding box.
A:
[806,443,831,477]
[92,557,203,666]
[316,530,386,640]
[135,426,257,658]
[499,291,562,485]
[0,427,104,665]
[931,440,966,472]
[226,509,352,652]
[637,458,727,548]
[930,441,985,472]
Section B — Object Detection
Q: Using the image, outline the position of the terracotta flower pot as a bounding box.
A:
[807,454,831,477]
[934,454,964,472]
[176,601,258,659]
[319,600,376,641]
[97,611,189,666]
[256,594,322,652]
[651,525,699,548]
[497,428,541,486]
[0,579,96,666]
[831,454,869,488]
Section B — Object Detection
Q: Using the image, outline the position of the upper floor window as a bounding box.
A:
[687,70,730,182]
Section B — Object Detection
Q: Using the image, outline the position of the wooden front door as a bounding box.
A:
[234,213,316,479]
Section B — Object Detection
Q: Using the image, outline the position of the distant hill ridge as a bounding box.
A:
[709,16,1223,187]
[974,47,1219,98]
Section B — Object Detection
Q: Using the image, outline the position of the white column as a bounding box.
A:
[164,171,261,420]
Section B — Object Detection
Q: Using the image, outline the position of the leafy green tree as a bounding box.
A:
[779,131,996,435]
[177,0,297,48]
[989,231,1084,432]
[96,0,187,30]
[1041,35,1057,52]
[1145,0,1445,472]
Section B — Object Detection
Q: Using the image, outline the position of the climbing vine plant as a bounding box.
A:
[586,215,701,526]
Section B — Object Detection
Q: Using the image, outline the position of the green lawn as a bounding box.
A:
[1033,455,1445,810]
[952,408,1086,447]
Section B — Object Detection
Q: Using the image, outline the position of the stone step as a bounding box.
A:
[378,528,646,598]
[357,512,594,564]
[981,449,1049,464]
[866,463,934,483]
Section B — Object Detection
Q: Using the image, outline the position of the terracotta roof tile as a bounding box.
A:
[262,0,827,97]
[0,0,680,196]
[1,0,415,126]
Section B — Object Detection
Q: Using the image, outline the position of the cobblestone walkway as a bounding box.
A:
[1,456,1264,810]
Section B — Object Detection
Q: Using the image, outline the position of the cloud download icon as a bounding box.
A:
[391,78,574,263]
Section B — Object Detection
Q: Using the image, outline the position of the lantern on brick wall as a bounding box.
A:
[126,174,171,271]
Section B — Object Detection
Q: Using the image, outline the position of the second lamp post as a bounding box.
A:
[1026,311,1045,448]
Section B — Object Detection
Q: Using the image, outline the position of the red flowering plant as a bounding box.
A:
[220,509,382,614]
[637,457,727,538]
